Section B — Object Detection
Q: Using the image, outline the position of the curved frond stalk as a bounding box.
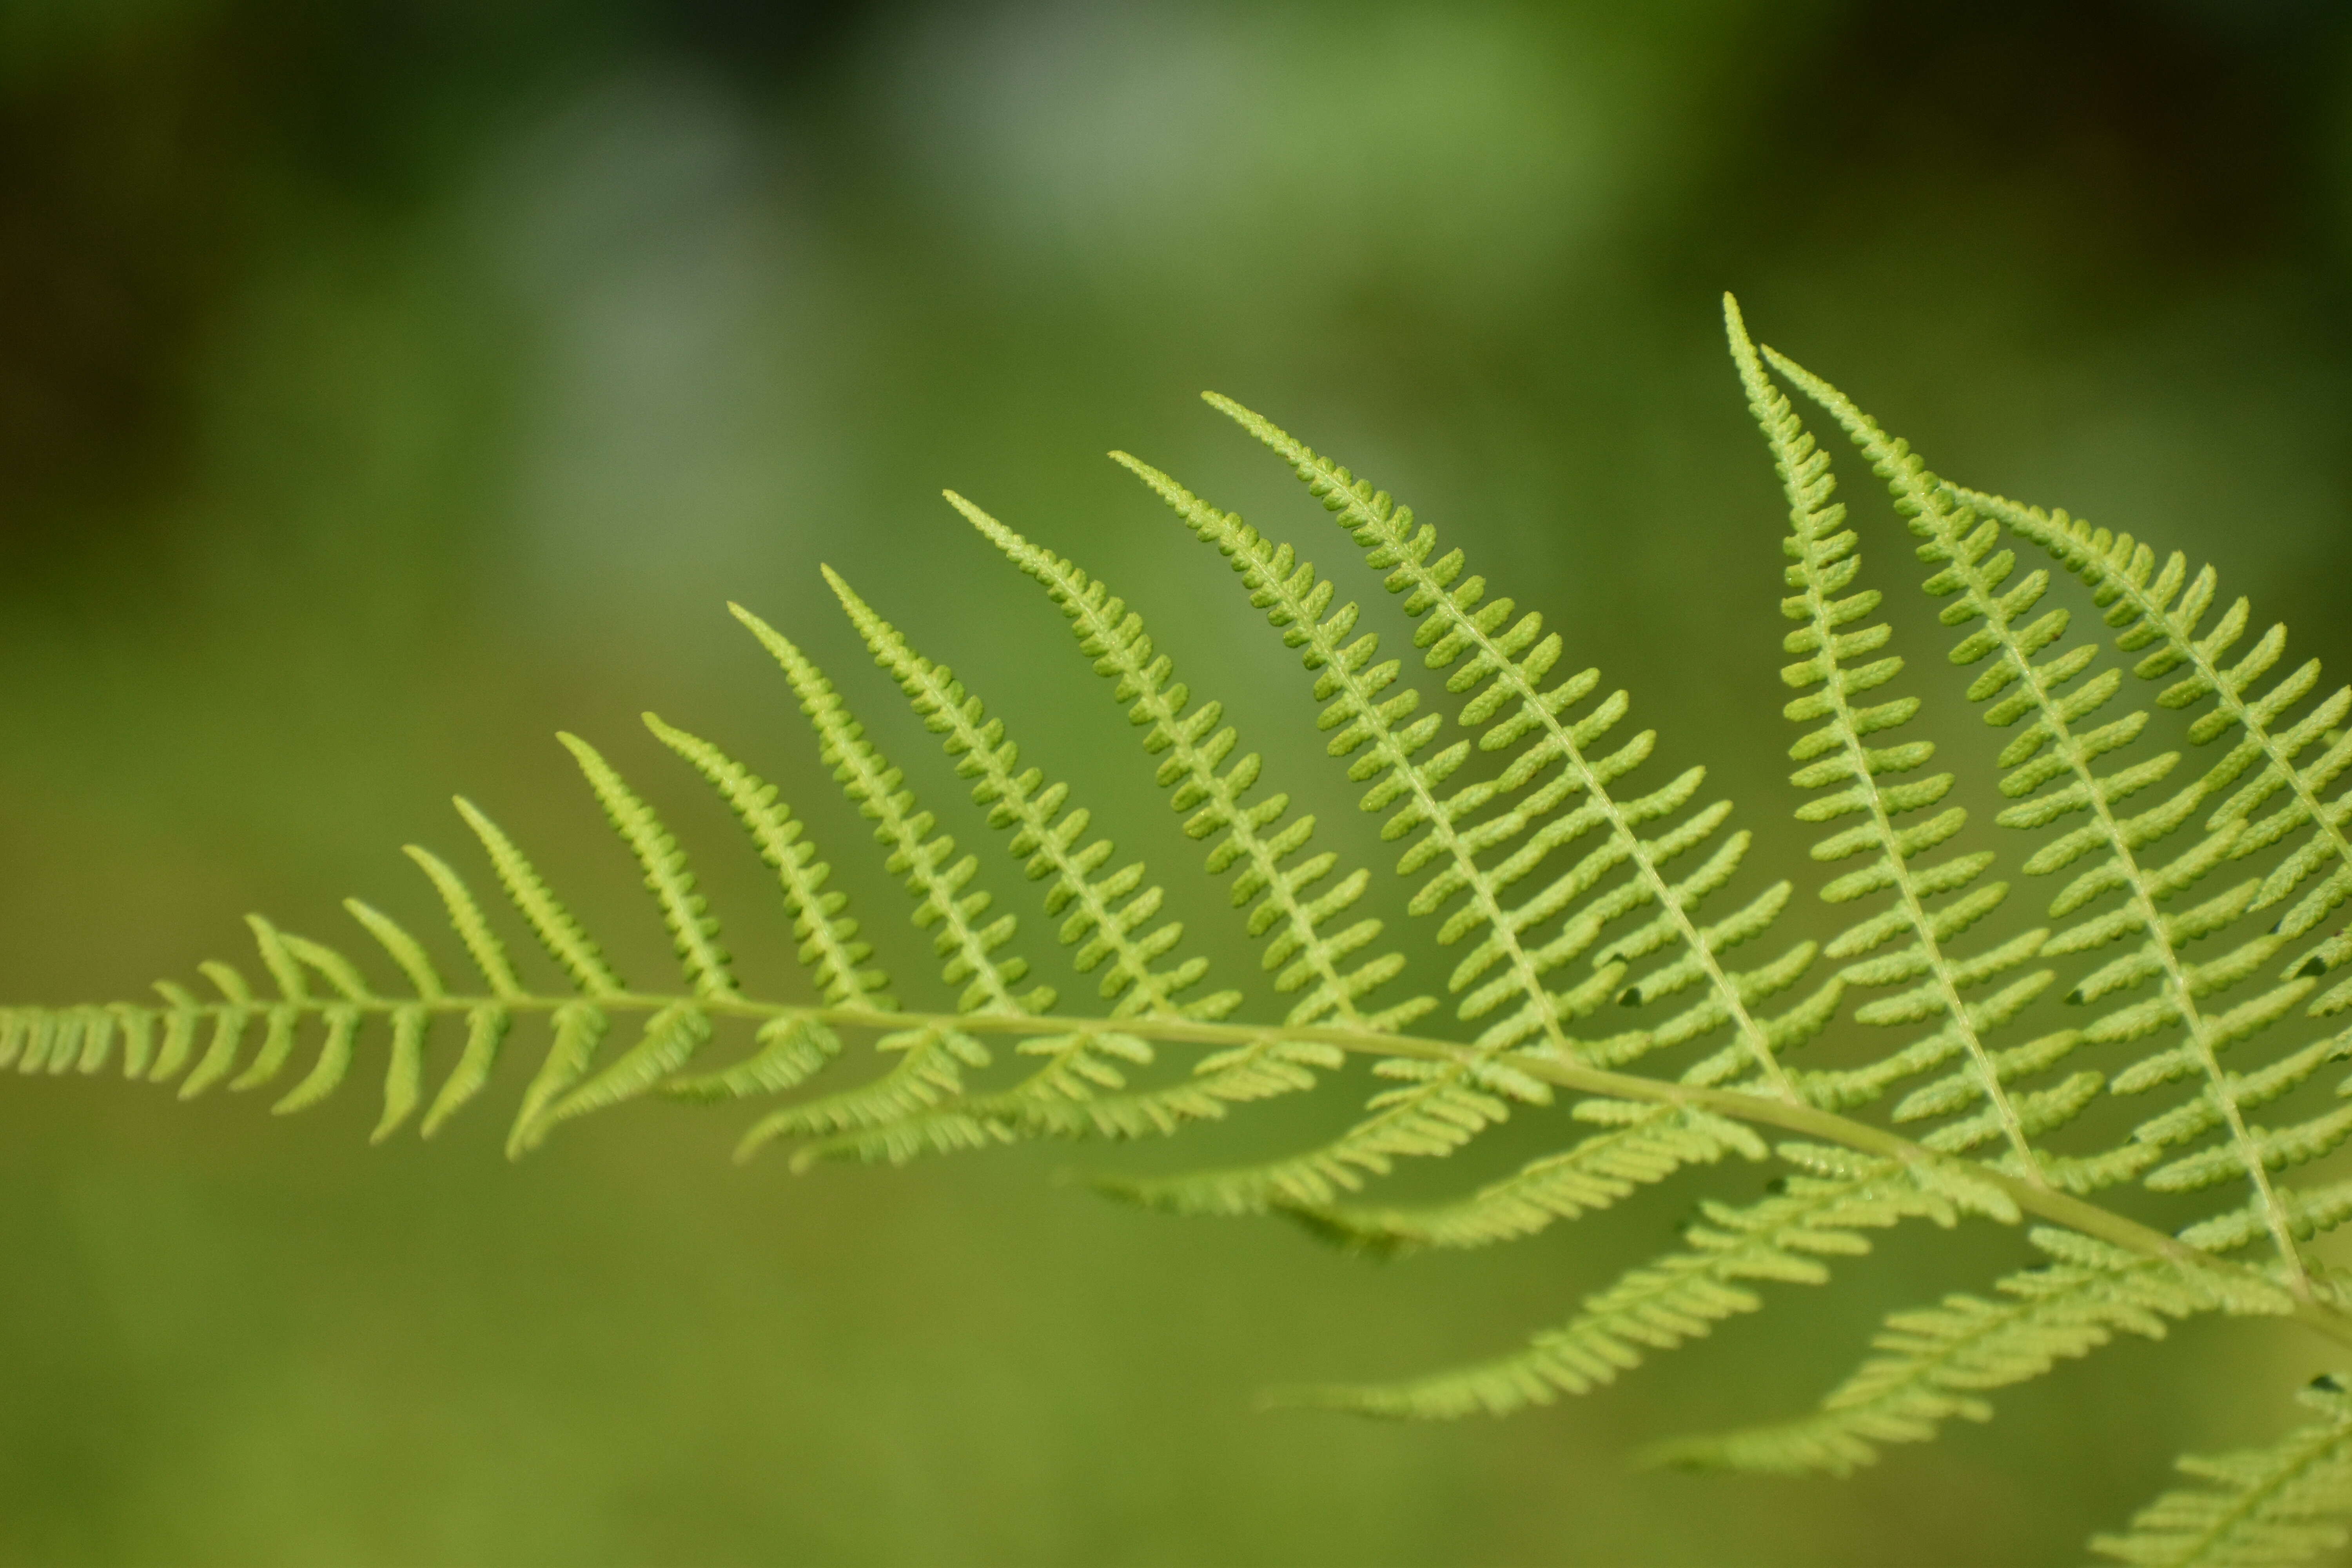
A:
[1207,394,1808,1100]
[2093,1379,2352,1568]
[952,491,1420,1034]
[1655,1227,2294,1477]
[1951,486,2352,993]
[1768,348,2322,1290]
[1725,298,2051,1174]
[1280,1149,1965,1419]
[823,566,1237,1022]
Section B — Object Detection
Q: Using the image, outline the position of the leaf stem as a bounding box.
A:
[80,985,2352,1350]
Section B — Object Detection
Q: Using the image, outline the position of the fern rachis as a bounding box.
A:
[12,296,2352,1565]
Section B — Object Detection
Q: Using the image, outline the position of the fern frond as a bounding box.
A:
[2093,1379,2352,1567]
[21,305,2352,1568]
[1207,394,1813,1100]
[736,1023,990,1162]
[1725,297,2060,1178]
[1769,347,2331,1288]
[1656,1227,2294,1477]
[1280,1102,1768,1255]
[644,710,895,1022]
[559,732,738,1002]
[452,797,622,997]
[1951,486,2352,995]
[1283,1149,1970,1418]
[824,566,1238,1022]
[735,604,1036,1019]
[735,608,1184,1160]
[955,493,1417,1028]
[1110,453,1825,1224]
[399,844,525,997]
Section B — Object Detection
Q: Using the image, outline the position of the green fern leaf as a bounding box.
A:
[1655,1227,2294,1477]
[1726,298,2072,1181]
[826,566,1236,1023]
[1953,487,2352,995]
[18,299,2352,1568]
[1281,1151,1955,1418]
[2094,1379,2352,1568]
[1207,392,1813,1098]
[1769,345,2339,1290]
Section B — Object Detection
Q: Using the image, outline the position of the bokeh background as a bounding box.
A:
[4,2,2352,1564]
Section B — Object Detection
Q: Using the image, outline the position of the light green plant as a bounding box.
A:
[9,297,2352,1565]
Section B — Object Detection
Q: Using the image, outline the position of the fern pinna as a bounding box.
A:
[9,297,2352,1566]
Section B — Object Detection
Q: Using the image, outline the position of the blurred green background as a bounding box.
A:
[4,1,2352,1563]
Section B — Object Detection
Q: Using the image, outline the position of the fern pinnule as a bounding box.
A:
[401,845,526,1002]
[421,1005,510,1136]
[145,980,201,1081]
[453,796,622,998]
[559,731,738,1004]
[730,606,1265,1164]
[735,604,1029,1017]
[222,913,310,1093]
[176,957,257,1099]
[343,898,448,1002]
[508,1000,611,1158]
[385,852,524,1136]
[643,710,893,1014]
[738,603,1221,1162]
[1209,393,1816,1100]
[2093,1379,2352,1567]
[1731,297,2042,1166]
[1727,299,2096,1185]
